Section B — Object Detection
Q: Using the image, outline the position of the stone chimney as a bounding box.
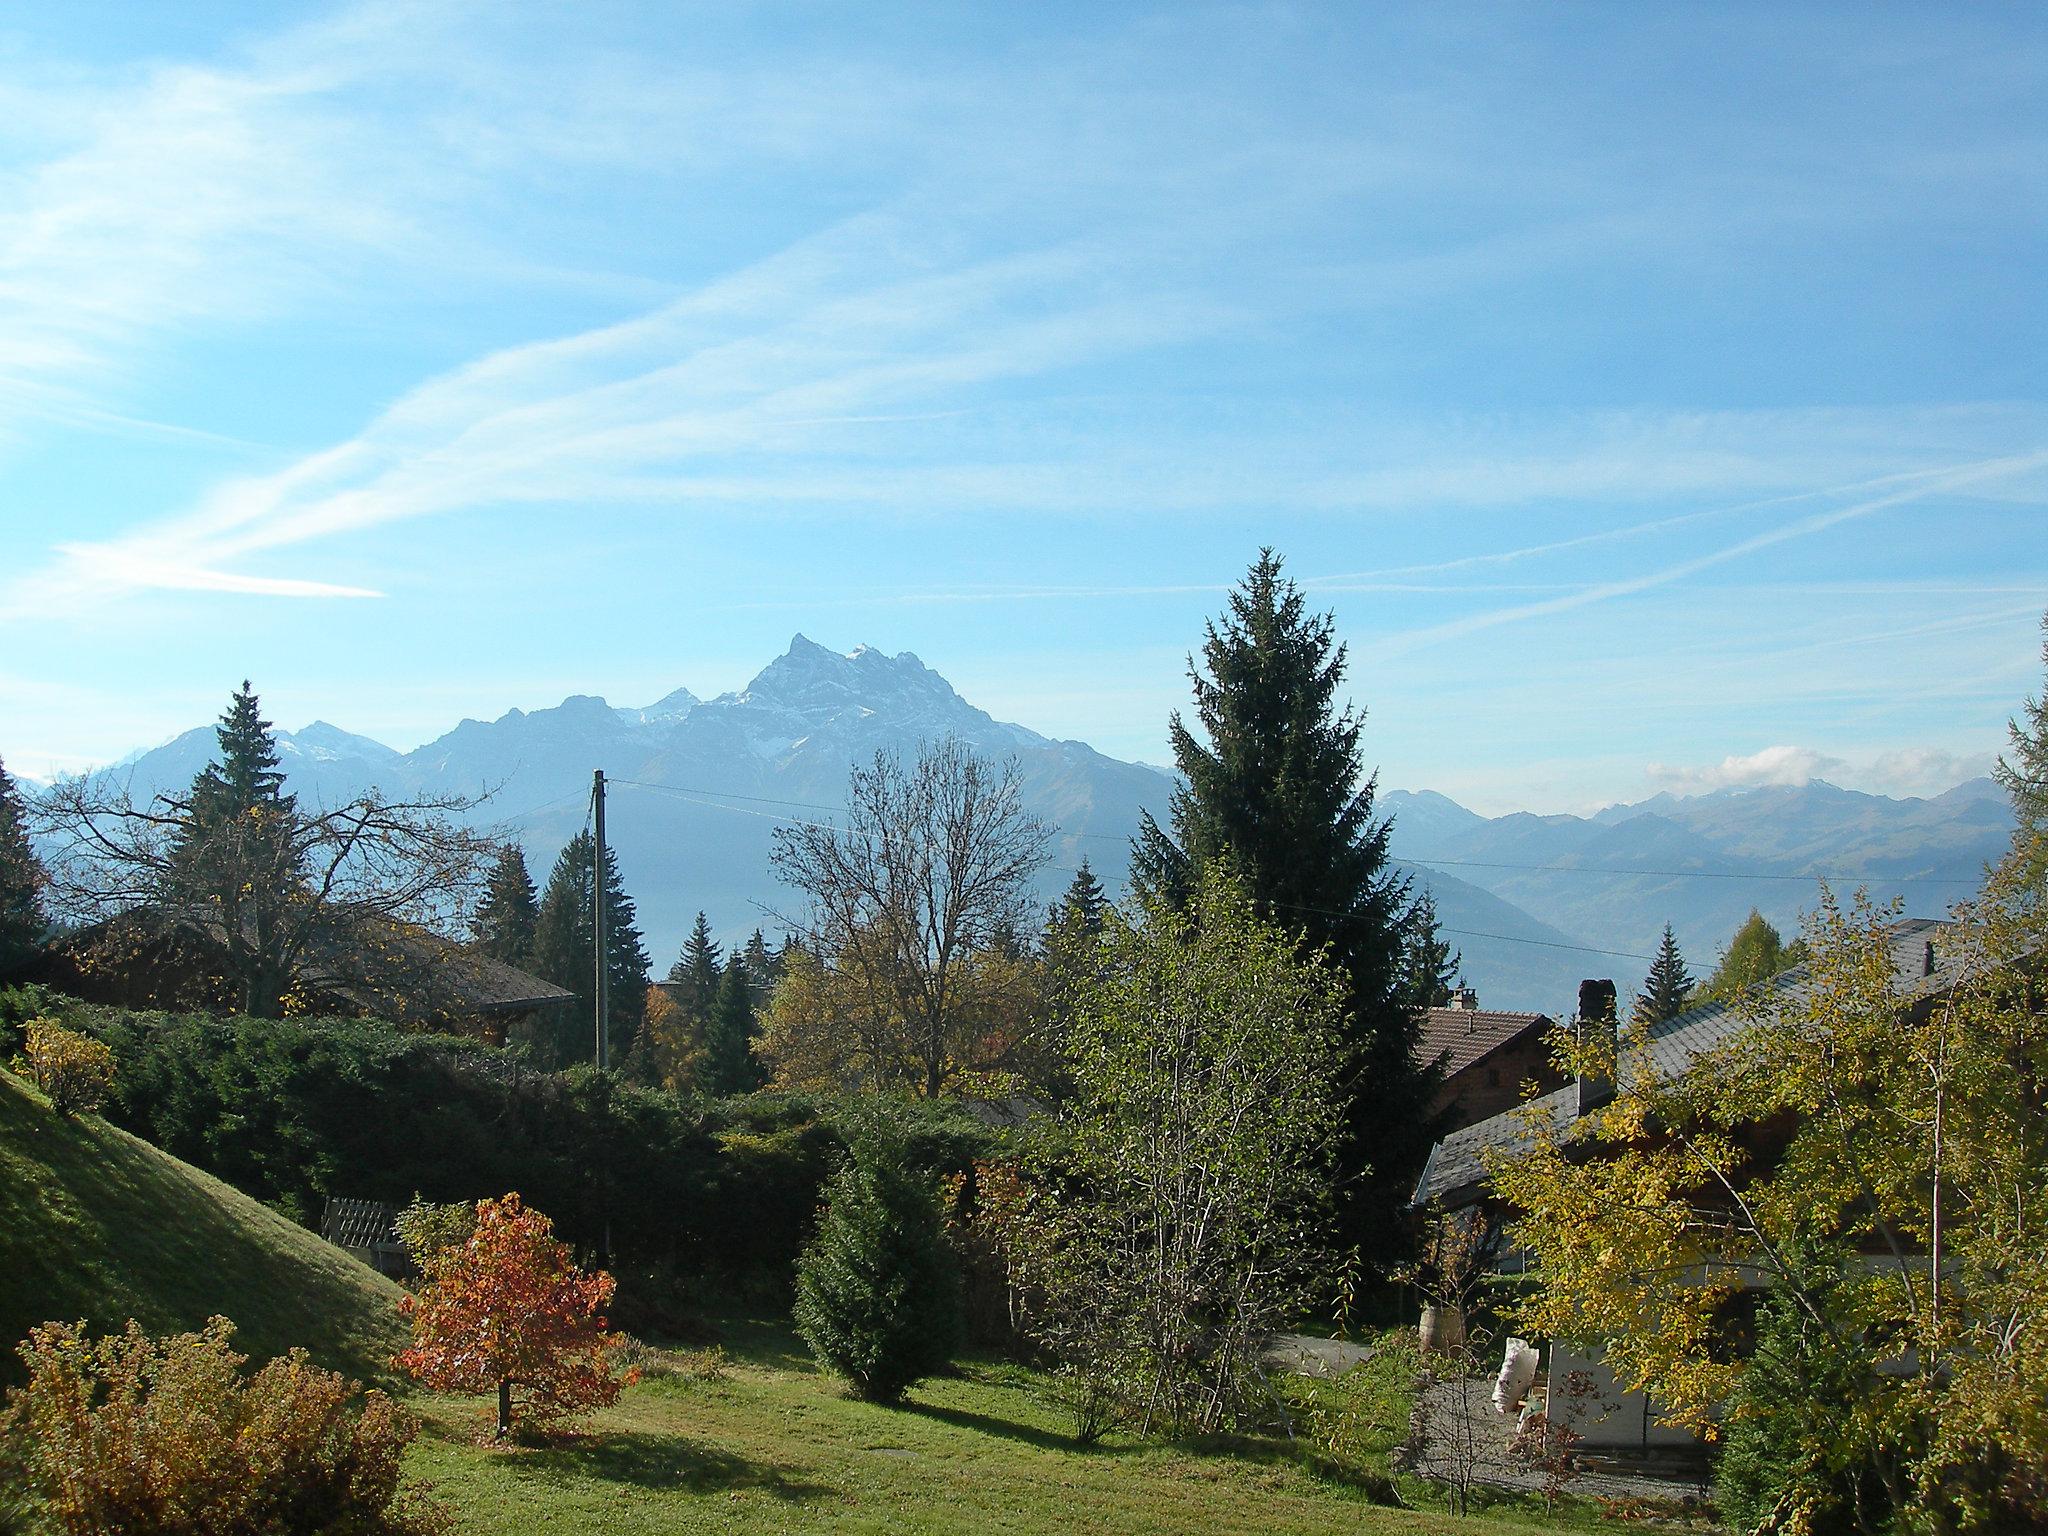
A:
[1448,985,1479,1013]
[1574,979,1618,1117]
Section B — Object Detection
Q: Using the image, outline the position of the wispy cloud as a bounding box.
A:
[1361,452,2048,660]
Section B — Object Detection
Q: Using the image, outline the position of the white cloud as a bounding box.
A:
[1863,747,2000,798]
[1648,744,1850,794]
[1647,743,1999,799]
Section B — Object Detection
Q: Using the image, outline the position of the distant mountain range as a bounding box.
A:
[65,636,2014,1015]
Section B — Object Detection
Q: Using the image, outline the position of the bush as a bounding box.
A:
[21,1019,115,1116]
[394,1195,476,1277]
[794,1127,963,1404]
[0,1315,444,1536]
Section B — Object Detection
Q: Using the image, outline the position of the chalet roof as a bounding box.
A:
[47,907,571,1018]
[319,941,573,1016]
[1411,917,1963,1210]
[1416,1006,1553,1080]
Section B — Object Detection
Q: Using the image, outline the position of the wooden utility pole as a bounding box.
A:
[592,768,609,1072]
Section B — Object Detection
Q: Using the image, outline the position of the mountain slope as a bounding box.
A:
[0,1068,406,1384]
[1384,778,2013,989]
[72,642,2009,1014]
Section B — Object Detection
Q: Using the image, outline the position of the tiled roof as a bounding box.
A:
[1411,917,1962,1209]
[1416,1007,1553,1080]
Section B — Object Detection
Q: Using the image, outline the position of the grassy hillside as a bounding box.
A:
[0,1068,406,1386]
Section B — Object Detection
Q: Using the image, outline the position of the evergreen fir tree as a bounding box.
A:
[0,753,47,976]
[166,683,307,1016]
[185,681,292,823]
[531,831,651,1068]
[701,961,765,1095]
[1632,923,1694,1025]
[740,927,782,992]
[666,911,722,1009]
[1039,859,1111,1094]
[1399,890,1461,1011]
[793,1127,964,1403]
[471,844,540,969]
[1129,549,1419,1256]
[1996,611,2048,886]
[1050,859,1107,941]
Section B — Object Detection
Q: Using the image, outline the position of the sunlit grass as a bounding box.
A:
[406,1322,1588,1536]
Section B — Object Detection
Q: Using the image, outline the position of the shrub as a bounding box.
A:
[393,1195,476,1277]
[0,1315,444,1536]
[793,1126,963,1404]
[396,1193,625,1438]
[21,1018,115,1116]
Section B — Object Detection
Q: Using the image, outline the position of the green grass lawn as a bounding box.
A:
[405,1320,1618,1536]
[0,1068,406,1387]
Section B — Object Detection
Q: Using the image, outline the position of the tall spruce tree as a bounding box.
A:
[740,927,782,992]
[167,683,308,1016]
[471,844,539,969]
[702,961,765,1095]
[1400,890,1462,1011]
[532,831,651,1068]
[1632,923,1694,1025]
[1131,550,1418,1257]
[0,753,47,975]
[1996,611,2048,886]
[667,912,722,1005]
[1051,859,1107,940]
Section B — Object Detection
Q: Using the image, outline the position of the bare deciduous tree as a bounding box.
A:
[34,690,493,1019]
[767,737,1049,1097]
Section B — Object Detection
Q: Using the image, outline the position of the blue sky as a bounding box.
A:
[2,1,2043,812]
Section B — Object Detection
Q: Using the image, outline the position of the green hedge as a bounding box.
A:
[0,988,995,1291]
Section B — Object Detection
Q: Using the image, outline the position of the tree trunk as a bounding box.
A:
[497,1377,512,1439]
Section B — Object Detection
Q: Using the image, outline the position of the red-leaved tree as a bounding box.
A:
[394,1193,624,1438]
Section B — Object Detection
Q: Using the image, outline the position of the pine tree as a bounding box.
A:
[1633,923,1694,1025]
[1996,611,2048,885]
[1400,890,1462,1011]
[702,962,765,1096]
[0,753,47,975]
[1130,550,1418,1256]
[1038,860,1112,1098]
[740,928,782,993]
[666,911,722,1009]
[184,681,292,823]
[471,844,539,969]
[166,683,307,1016]
[794,1127,964,1403]
[1050,859,1107,942]
[531,831,651,1068]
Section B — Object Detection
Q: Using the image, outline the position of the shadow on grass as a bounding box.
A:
[903,1398,1138,1457]
[704,1313,816,1374]
[477,1426,835,1502]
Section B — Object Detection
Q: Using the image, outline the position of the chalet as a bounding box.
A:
[1414,988,1564,1131]
[1410,918,1968,1454]
[25,907,571,1041]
